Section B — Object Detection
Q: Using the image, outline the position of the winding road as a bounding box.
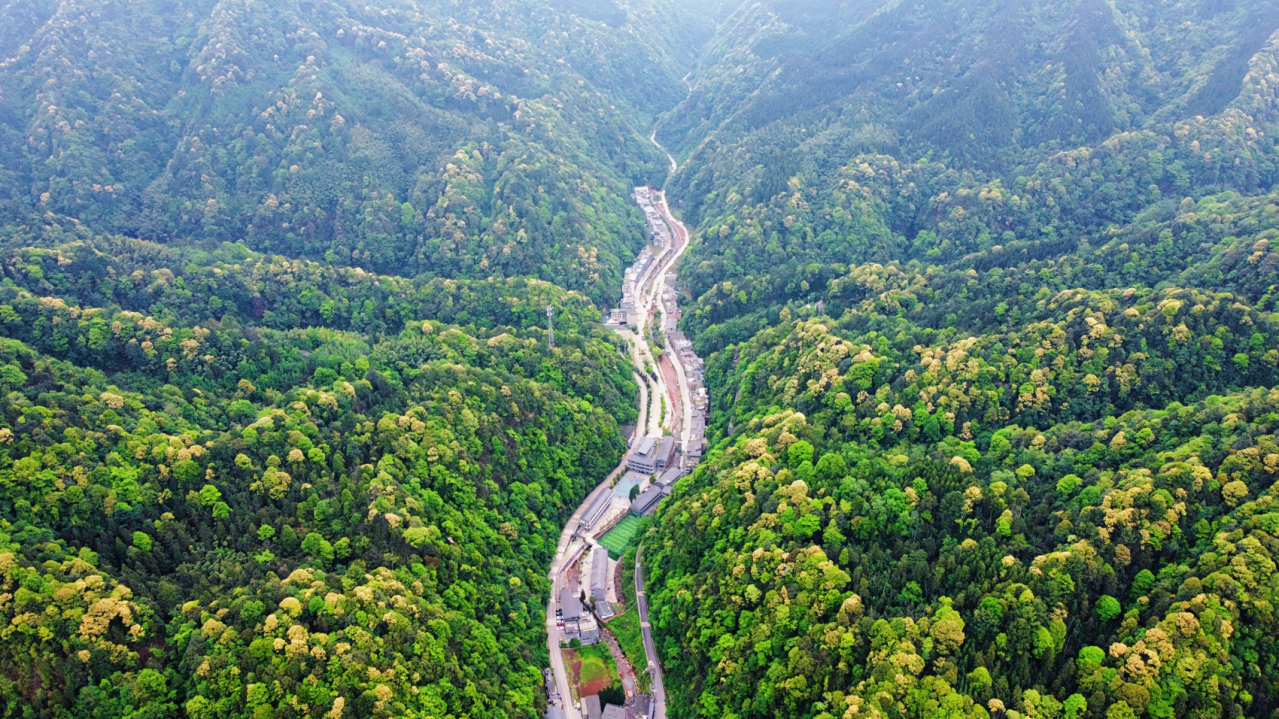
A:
[543,118,692,719]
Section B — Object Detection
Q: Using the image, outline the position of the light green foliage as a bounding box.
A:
[599,515,643,558]
[646,4,1279,713]
[1096,595,1122,621]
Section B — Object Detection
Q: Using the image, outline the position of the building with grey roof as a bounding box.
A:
[590,545,610,603]
[601,705,626,719]
[581,491,613,531]
[627,436,658,474]
[560,587,581,622]
[583,695,601,719]
[628,435,676,474]
[630,484,665,517]
[656,466,683,489]
[560,586,582,642]
[656,436,675,467]
[590,545,613,619]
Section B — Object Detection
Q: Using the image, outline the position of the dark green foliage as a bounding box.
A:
[644,2,1279,718]
[0,0,705,305]
[0,2,700,715]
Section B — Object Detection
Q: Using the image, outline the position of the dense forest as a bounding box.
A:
[0,0,710,305]
[5,0,1279,717]
[643,1,1279,719]
[0,0,710,717]
[0,224,645,718]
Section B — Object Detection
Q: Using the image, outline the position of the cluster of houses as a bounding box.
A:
[583,694,649,719]
[606,187,674,327]
[625,436,682,517]
[546,688,647,719]
[557,543,616,646]
[634,186,672,247]
[660,273,708,468]
[546,185,702,719]
[557,584,600,646]
[608,247,653,326]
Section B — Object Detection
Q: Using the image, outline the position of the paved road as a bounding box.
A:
[545,372,648,718]
[636,545,666,719]
[650,187,696,461]
[544,125,690,719]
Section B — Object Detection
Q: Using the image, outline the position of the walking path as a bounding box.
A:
[635,545,666,719]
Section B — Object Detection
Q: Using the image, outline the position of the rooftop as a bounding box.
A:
[657,467,683,487]
[581,491,613,528]
[560,587,582,620]
[633,436,656,457]
[630,485,664,516]
[590,544,609,599]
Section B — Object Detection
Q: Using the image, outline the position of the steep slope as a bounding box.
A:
[0,224,642,718]
[641,2,1279,718]
[0,0,707,304]
[0,1,707,717]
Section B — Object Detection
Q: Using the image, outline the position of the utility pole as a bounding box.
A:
[546,304,555,349]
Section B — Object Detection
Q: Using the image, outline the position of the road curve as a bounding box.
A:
[544,372,648,718]
[544,108,689,719]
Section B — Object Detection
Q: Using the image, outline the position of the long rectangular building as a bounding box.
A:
[590,544,612,619]
[580,491,612,531]
[630,485,665,517]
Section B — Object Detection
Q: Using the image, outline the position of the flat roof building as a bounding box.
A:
[656,466,683,489]
[578,611,599,645]
[583,695,601,719]
[560,587,581,622]
[657,436,675,465]
[590,545,612,619]
[602,705,626,719]
[628,435,675,475]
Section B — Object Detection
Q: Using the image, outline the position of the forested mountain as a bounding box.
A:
[0,0,709,304]
[0,0,710,717]
[643,2,1279,719]
[7,0,1279,717]
[0,223,643,718]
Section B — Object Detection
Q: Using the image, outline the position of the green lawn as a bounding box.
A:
[580,652,611,685]
[607,609,650,694]
[599,515,642,557]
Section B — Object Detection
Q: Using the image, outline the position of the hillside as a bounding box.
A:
[5,0,1279,717]
[0,0,705,717]
[643,2,1279,719]
[0,0,710,305]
